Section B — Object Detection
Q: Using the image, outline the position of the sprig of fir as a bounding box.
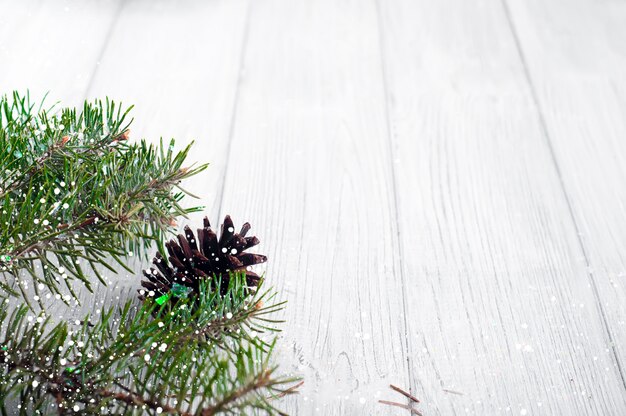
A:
[0,92,207,301]
[0,273,297,415]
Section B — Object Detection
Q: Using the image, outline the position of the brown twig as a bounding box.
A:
[390,383,420,403]
[378,400,423,415]
[0,136,69,199]
[101,388,187,415]
[200,369,279,416]
[379,384,422,415]
[273,380,304,399]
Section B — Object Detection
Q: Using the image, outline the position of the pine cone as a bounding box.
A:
[139,215,266,303]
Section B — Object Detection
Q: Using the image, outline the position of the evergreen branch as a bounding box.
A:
[0,92,207,300]
[99,388,182,415]
[200,367,286,416]
[0,275,297,415]
[0,92,296,415]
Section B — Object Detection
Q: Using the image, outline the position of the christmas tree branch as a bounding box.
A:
[0,274,297,415]
[0,92,297,415]
[0,92,207,300]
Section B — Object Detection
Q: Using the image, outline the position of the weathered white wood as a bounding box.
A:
[0,0,251,329]
[2,0,626,414]
[0,0,124,316]
[504,0,626,384]
[0,0,122,106]
[0,2,123,413]
[216,0,411,414]
[86,0,251,221]
[376,0,626,414]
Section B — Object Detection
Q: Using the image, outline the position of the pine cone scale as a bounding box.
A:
[140,215,266,303]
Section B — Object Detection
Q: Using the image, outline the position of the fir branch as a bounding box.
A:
[0,92,207,300]
[0,275,298,415]
[0,92,297,415]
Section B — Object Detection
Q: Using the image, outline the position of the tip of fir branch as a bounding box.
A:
[112,129,130,142]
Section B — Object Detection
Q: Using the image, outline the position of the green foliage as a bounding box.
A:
[0,274,297,415]
[0,93,297,415]
[0,92,207,300]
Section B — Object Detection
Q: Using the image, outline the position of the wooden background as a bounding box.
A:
[1,0,626,414]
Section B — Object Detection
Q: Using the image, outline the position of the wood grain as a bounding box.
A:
[0,0,122,106]
[0,0,125,316]
[50,0,253,337]
[2,0,626,414]
[86,0,251,221]
[377,0,626,414]
[216,0,411,414]
[504,0,626,386]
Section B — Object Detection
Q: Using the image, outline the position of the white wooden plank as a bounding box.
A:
[216,0,411,414]
[0,0,251,327]
[376,0,626,414]
[0,0,122,106]
[504,0,626,385]
[36,0,252,317]
[86,0,251,222]
[0,3,123,413]
[0,0,123,314]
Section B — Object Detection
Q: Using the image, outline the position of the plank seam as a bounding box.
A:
[216,0,253,221]
[500,0,626,391]
[373,0,417,412]
[84,0,127,98]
